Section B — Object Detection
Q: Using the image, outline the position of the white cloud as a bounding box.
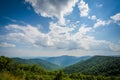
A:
[47,22,75,49]
[25,0,78,24]
[49,22,74,34]
[5,24,46,47]
[111,13,120,21]
[88,15,97,20]
[4,23,74,49]
[2,23,116,51]
[71,29,109,50]
[78,24,92,35]
[0,42,16,47]
[5,17,17,23]
[110,13,120,26]
[109,43,120,52]
[93,19,111,28]
[68,24,108,50]
[78,0,89,17]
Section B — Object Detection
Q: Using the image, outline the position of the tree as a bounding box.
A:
[0,56,13,71]
[54,70,64,80]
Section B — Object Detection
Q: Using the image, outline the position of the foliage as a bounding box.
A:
[0,56,13,71]
[64,56,120,76]
[0,56,120,80]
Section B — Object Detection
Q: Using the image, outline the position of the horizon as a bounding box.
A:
[0,0,120,57]
[1,54,120,59]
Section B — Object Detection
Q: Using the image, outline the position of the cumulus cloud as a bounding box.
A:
[1,23,111,50]
[4,23,74,48]
[111,13,120,21]
[79,36,108,50]
[88,15,97,20]
[78,0,89,17]
[0,42,16,47]
[109,43,120,52]
[110,13,120,25]
[78,24,92,35]
[5,24,48,47]
[93,19,111,28]
[25,0,78,24]
[48,23,109,50]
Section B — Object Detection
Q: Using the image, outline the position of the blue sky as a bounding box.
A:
[0,0,120,57]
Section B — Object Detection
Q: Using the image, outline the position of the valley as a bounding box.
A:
[0,55,120,80]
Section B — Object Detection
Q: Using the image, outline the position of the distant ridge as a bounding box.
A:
[42,55,91,67]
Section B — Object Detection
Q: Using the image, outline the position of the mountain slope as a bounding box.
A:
[12,58,60,70]
[43,55,90,67]
[64,56,120,76]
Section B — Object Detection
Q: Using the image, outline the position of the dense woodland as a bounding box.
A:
[64,56,120,76]
[12,58,60,70]
[0,56,120,80]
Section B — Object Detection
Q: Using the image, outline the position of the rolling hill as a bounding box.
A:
[1,56,120,80]
[42,55,90,67]
[64,55,120,76]
[12,58,60,70]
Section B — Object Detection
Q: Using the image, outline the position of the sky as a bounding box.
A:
[0,0,120,57]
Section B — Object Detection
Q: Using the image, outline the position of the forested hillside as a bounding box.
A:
[0,56,120,80]
[13,58,60,70]
[64,56,120,76]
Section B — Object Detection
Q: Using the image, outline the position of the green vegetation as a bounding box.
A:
[13,58,60,70]
[64,56,120,76]
[0,56,120,80]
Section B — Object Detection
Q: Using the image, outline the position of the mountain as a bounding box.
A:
[12,58,60,70]
[42,55,90,67]
[64,55,120,76]
[1,56,120,80]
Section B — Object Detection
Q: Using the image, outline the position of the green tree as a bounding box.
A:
[54,70,64,80]
[0,56,13,71]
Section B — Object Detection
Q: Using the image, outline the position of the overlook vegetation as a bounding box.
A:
[0,56,120,80]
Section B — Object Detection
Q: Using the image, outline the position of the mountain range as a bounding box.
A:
[12,55,91,70]
[12,55,120,76]
[64,55,120,76]
[41,55,90,67]
[12,58,60,70]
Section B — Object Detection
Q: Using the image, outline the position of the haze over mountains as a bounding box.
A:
[40,55,90,67]
[12,55,91,70]
[1,55,120,80]
[12,55,120,76]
